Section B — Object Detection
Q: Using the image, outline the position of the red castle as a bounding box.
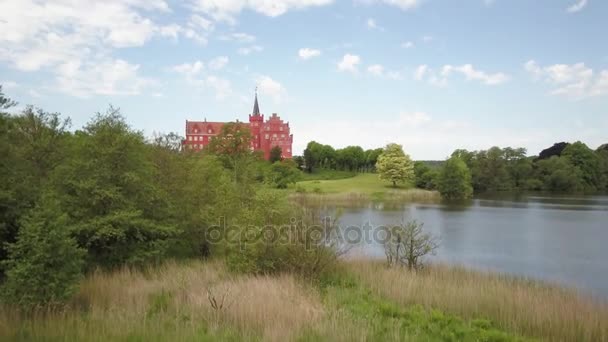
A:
[184,93,293,159]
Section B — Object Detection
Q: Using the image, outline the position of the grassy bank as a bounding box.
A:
[294,173,441,204]
[2,260,606,341]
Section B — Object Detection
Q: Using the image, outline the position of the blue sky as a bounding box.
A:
[1,0,607,159]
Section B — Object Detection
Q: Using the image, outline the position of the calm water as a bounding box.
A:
[335,194,608,297]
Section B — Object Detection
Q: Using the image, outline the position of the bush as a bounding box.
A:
[1,202,85,308]
[225,191,341,280]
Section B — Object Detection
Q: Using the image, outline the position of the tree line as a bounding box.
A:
[0,85,332,308]
[299,139,608,200]
[415,144,608,196]
[302,141,383,173]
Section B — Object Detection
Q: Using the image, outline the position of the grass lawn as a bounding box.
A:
[296,173,409,194]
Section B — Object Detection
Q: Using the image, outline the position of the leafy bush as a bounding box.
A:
[1,202,84,308]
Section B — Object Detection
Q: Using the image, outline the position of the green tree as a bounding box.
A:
[414,161,438,190]
[562,141,603,191]
[438,156,473,199]
[0,107,70,277]
[50,107,178,269]
[269,146,282,163]
[375,143,415,187]
[1,200,84,308]
[535,156,584,192]
[0,85,17,112]
[265,160,301,189]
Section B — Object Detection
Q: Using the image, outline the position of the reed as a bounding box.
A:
[349,260,608,342]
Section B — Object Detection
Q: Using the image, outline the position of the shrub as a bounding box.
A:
[1,201,85,308]
[384,220,439,270]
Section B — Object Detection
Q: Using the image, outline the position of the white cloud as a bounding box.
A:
[367,64,384,76]
[376,0,419,11]
[173,61,205,76]
[172,59,233,100]
[298,48,321,60]
[422,35,434,42]
[189,0,334,23]
[220,32,256,43]
[0,0,210,96]
[567,0,587,13]
[237,45,263,55]
[55,59,156,97]
[366,18,377,29]
[524,60,608,99]
[401,41,414,49]
[414,64,509,86]
[367,64,402,79]
[209,56,229,70]
[442,64,510,85]
[413,65,428,81]
[205,76,232,100]
[255,75,287,103]
[337,54,361,73]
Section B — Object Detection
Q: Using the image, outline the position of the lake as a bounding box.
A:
[334,193,608,297]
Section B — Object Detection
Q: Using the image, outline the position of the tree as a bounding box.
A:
[562,141,603,191]
[438,156,473,199]
[538,142,570,160]
[384,220,439,270]
[1,200,84,308]
[265,160,301,189]
[50,107,178,269]
[269,146,282,163]
[414,161,438,190]
[0,85,17,112]
[375,143,415,187]
[535,156,584,192]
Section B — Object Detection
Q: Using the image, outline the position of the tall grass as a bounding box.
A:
[349,260,608,342]
[0,260,323,341]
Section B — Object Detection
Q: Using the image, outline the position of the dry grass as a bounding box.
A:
[0,260,323,341]
[349,260,608,342]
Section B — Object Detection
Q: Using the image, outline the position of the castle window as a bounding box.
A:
[194,129,198,133]
[287,148,291,152]
[265,134,269,139]
[188,136,192,141]
[279,126,283,131]
[281,134,285,138]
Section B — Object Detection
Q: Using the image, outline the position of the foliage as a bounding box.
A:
[538,142,570,160]
[302,141,381,173]
[534,156,584,192]
[0,85,17,111]
[0,106,71,277]
[384,220,439,270]
[226,191,341,280]
[50,107,178,269]
[1,200,84,308]
[265,160,301,188]
[269,145,282,163]
[562,141,604,191]
[414,161,438,190]
[375,143,415,187]
[438,156,473,199]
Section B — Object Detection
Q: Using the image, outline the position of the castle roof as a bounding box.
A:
[252,92,260,116]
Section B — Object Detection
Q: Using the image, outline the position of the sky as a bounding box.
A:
[1,0,607,159]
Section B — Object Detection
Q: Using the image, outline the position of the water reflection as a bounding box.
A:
[332,193,608,298]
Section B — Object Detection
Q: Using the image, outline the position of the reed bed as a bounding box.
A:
[349,260,608,342]
[0,260,323,341]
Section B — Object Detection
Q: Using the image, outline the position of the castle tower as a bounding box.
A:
[248,90,264,151]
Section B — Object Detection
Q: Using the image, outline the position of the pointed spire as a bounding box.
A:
[252,87,260,116]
